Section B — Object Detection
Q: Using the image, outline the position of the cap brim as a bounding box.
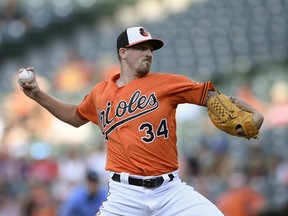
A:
[126,38,164,50]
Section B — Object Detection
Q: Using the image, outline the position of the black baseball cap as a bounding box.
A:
[117,26,164,54]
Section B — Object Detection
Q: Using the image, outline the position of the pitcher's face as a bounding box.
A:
[125,42,154,77]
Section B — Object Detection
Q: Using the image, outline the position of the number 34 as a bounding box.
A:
[139,118,169,143]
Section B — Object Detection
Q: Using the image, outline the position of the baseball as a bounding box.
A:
[19,69,34,83]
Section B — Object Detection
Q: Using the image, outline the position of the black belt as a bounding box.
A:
[111,173,174,188]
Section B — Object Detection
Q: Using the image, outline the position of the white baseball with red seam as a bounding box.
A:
[19,69,34,83]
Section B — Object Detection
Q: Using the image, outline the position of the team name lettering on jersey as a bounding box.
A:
[97,90,159,140]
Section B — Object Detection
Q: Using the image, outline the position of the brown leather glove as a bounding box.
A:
[207,93,259,139]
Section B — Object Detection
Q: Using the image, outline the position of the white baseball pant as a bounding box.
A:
[96,170,224,216]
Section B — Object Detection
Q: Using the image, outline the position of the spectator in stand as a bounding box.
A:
[23,183,57,216]
[58,170,107,216]
[265,81,288,128]
[216,172,267,216]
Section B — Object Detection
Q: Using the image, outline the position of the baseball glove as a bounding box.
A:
[206,92,259,139]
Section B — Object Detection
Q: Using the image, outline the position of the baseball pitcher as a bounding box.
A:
[18,26,264,216]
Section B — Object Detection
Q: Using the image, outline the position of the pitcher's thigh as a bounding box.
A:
[155,182,224,216]
[96,182,150,216]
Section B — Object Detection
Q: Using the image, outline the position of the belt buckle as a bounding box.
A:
[143,179,155,188]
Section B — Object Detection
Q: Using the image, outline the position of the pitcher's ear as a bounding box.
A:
[119,48,127,59]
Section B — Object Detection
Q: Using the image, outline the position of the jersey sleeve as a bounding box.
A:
[76,86,99,125]
[167,74,215,106]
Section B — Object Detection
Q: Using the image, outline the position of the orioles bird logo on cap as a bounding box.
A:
[139,28,149,37]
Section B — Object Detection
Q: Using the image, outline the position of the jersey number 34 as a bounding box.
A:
[139,118,169,144]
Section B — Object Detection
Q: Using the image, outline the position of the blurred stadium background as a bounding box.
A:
[0,0,288,215]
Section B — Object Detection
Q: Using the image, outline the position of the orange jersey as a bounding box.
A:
[76,73,215,176]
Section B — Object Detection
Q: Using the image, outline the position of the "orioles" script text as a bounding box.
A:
[97,90,159,139]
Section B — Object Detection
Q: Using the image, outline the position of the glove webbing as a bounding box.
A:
[207,94,236,123]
